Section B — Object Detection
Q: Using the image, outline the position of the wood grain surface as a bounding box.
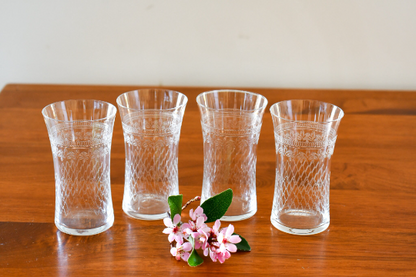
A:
[0,84,415,276]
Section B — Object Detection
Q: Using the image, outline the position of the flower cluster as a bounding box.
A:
[163,206,242,264]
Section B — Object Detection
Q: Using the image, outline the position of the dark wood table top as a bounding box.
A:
[0,84,415,276]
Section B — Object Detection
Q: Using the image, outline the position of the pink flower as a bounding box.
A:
[184,217,209,238]
[195,228,210,255]
[208,223,241,263]
[211,219,221,236]
[170,240,192,262]
[210,248,231,264]
[163,214,183,243]
[189,206,207,222]
[183,207,210,239]
[217,224,241,254]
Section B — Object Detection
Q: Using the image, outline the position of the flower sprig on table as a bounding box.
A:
[162,189,251,267]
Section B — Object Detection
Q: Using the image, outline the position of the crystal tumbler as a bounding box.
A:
[197,90,268,221]
[42,100,117,236]
[270,100,344,235]
[117,89,188,220]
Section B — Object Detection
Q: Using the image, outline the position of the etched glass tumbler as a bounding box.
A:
[117,89,188,220]
[42,100,117,236]
[197,90,268,221]
[270,100,344,235]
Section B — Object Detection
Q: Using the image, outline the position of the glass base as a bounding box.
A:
[123,209,167,221]
[55,218,113,236]
[270,216,329,235]
[221,209,257,222]
[122,195,169,220]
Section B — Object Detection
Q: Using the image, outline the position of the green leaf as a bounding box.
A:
[187,248,204,267]
[233,233,251,252]
[187,236,204,267]
[167,195,183,220]
[200,189,233,223]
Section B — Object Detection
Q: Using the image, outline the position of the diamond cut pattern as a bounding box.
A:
[124,135,179,203]
[50,125,113,220]
[122,112,181,214]
[273,153,330,216]
[271,124,336,223]
[201,125,259,215]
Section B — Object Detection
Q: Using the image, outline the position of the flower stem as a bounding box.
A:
[182,196,201,210]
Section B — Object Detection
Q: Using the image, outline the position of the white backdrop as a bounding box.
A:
[1,0,416,91]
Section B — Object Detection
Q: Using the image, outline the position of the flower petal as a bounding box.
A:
[225,224,234,237]
[211,241,221,248]
[163,217,173,227]
[202,226,211,233]
[181,252,190,261]
[219,243,226,253]
[181,223,190,230]
[217,253,226,263]
[213,219,221,232]
[174,235,184,244]
[196,216,205,228]
[226,243,237,253]
[170,247,177,256]
[209,250,217,262]
[194,240,201,249]
[195,206,204,216]
[162,228,172,234]
[173,214,181,225]
[217,233,224,244]
[189,208,195,220]
[185,228,193,235]
[182,242,192,252]
[228,235,242,244]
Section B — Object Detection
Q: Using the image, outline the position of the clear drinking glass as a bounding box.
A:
[270,100,344,235]
[117,89,188,220]
[197,90,268,221]
[42,100,117,236]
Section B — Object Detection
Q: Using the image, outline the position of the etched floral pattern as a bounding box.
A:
[201,114,263,138]
[122,111,182,137]
[274,122,337,160]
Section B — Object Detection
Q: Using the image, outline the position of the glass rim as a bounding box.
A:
[196,89,268,112]
[270,99,344,123]
[41,99,117,123]
[116,89,188,111]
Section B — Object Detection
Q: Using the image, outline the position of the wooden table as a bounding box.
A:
[0,84,415,276]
